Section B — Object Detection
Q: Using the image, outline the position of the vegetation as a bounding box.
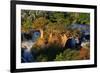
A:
[21,10,90,32]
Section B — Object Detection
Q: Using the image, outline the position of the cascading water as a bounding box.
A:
[21,31,41,62]
[21,31,41,50]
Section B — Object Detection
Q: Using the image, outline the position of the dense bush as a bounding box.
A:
[21,10,90,33]
[55,49,80,61]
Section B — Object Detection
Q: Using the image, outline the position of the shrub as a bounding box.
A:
[55,49,80,61]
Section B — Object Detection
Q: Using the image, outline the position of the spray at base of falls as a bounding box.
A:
[21,40,35,51]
